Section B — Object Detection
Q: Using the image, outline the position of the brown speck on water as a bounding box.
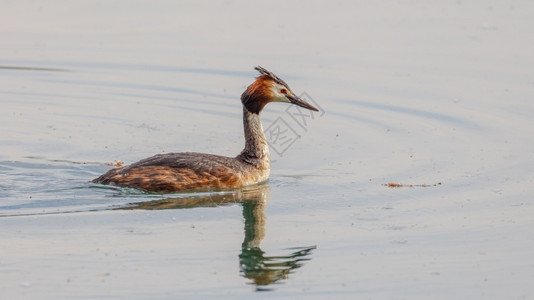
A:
[105,160,123,167]
[385,182,442,188]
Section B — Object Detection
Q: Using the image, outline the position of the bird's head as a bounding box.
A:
[241,66,319,114]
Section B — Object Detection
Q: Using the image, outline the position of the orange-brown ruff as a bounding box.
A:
[93,66,318,192]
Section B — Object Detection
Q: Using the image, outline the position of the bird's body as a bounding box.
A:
[94,108,270,192]
[93,67,318,192]
[93,151,268,192]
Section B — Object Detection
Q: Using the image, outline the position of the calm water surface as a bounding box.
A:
[1,1,534,299]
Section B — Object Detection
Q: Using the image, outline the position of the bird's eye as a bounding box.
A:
[280,88,287,94]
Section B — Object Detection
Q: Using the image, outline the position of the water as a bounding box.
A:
[2,1,534,299]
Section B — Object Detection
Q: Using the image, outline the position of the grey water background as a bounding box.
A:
[1,1,534,299]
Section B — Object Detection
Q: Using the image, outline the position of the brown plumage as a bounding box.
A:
[93,66,318,192]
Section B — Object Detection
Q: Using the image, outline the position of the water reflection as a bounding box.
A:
[120,184,316,290]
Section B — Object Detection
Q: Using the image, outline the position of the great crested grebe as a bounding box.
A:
[93,66,318,192]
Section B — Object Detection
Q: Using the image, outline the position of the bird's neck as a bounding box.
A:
[238,107,270,168]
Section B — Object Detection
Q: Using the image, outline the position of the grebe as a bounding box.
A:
[93,66,318,192]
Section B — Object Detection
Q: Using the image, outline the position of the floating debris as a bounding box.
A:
[105,160,123,167]
[385,182,442,188]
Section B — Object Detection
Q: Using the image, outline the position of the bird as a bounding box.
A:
[93,66,319,192]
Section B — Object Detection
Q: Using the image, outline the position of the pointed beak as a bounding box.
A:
[286,93,319,112]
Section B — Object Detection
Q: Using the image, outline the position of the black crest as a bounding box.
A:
[255,66,289,88]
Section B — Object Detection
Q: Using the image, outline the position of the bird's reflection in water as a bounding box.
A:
[119,183,316,290]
